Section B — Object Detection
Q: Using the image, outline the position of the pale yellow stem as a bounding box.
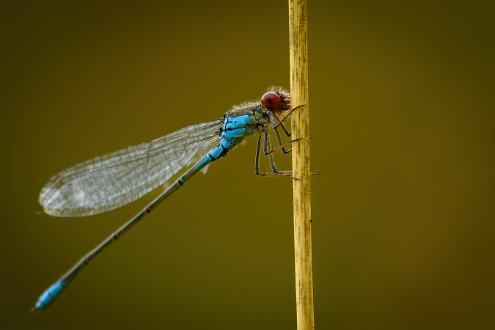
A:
[289,0,314,329]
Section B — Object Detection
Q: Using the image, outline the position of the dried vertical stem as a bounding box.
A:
[289,0,314,329]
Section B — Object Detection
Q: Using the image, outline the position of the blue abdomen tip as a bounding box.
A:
[34,280,65,311]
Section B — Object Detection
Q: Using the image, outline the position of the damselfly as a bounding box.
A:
[33,88,297,311]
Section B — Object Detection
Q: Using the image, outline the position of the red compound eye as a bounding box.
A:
[261,92,281,110]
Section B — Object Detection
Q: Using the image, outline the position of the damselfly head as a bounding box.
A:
[261,90,291,112]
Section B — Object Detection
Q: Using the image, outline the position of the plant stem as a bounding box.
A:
[289,0,314,329]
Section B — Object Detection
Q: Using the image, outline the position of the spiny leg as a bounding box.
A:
[273,126,291,154]
[266,113,291,154]
[274,104,304,129]
[255,128,287,177]
[254,131,263,175]
[278,121,292,137]
[254,127,292,177]
[263,127,292,176]
[271,113,291,137]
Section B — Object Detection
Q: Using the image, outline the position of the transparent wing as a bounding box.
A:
[39,120,223,217]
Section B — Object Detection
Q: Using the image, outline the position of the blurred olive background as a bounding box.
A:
[1,0,494,329]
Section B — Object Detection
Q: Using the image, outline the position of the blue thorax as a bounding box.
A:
[207,113,256,160]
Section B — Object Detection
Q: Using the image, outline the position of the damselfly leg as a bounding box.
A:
[254,126,292,177]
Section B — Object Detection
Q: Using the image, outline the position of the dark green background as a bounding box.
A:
[2,0,494,329]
